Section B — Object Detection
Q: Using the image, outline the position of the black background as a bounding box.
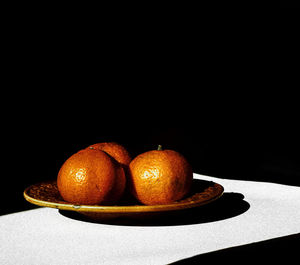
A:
[2,42,300,215]
[3,28,300,216]
[2,18,300,215]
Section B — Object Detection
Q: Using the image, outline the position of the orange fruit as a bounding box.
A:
[87,142,132,167]
[128,146,193,205]
[57,148,125,205]
[87,142,132,198]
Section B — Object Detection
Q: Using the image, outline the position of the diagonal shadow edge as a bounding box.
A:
[170,233,300,264]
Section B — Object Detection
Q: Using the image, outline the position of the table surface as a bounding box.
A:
[1,173,300,265]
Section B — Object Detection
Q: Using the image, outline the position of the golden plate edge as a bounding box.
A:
[23,181,224,214]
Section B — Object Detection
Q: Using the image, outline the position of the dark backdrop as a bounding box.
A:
[2,16,299,215]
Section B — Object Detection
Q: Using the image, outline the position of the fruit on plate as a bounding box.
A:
[57,147,125,205]
[128,145,193,205]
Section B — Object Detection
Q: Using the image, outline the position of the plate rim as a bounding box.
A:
[23,180,224,214]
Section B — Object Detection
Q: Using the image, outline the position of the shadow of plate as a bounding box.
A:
[59,190,250,226]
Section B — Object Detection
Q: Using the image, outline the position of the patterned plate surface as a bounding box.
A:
[24,179,224,220]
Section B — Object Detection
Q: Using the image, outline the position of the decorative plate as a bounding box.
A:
[24,179,224,220]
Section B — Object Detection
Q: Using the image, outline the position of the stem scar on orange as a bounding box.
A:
[57,148,125,205]
[128,145,193,205]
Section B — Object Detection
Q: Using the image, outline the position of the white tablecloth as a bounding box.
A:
[1,173,300,265]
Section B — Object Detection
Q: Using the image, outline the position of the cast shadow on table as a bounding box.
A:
[59,181,250,226]
[171,233,300,264]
